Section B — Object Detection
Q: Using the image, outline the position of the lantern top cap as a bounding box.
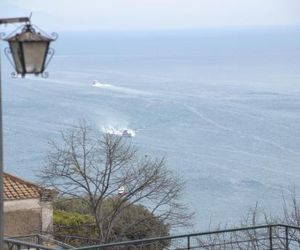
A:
[4,24,54,42]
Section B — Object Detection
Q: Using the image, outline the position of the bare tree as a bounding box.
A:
[39,121,192,243]
[198,193,300,250]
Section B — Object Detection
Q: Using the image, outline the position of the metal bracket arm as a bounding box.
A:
[0,17,30,25]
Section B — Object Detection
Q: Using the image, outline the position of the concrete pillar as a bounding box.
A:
[40,201,54,236]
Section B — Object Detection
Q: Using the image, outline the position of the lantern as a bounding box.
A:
[4,24,56,77]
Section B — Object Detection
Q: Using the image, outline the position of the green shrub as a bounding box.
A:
[53,210,98,247]
[53,197,169,247]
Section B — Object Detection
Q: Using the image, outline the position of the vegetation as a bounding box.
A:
[40,121,192,244]
[54,210,98,246]
[193,191,300,250]
[53,197,169,247]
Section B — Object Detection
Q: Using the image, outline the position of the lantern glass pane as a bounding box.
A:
[10,41,24,74]
[22,41,49,74]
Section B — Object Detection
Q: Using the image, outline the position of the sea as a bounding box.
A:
[2,27,300,232]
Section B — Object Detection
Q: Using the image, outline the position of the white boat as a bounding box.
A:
[122,129,133,138]
[104,128,135,138]
[92,80,111,88]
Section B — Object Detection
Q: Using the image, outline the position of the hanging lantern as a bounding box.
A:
[4,24,57,77]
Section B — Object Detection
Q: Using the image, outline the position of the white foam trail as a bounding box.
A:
[102,127,136,138]
[92,81,150,96]
[185,104,299,155]
[25,77,152,96]
[185,105,230,130]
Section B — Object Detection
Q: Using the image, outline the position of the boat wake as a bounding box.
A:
[102,127,136,138]
[92,80,150,96]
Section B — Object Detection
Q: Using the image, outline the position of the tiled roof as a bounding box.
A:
[4,172,42,201]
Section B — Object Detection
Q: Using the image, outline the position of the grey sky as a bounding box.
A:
[1,0,300,31]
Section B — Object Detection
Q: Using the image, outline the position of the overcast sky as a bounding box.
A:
[1,0,300,31]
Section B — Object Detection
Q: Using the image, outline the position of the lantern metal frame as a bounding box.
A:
[3,22,58,78]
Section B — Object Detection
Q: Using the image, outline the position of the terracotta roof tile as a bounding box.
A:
[4,172,42,201]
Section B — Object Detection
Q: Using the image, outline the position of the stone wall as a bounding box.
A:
[4,198,53,237]
[4,209,41,236]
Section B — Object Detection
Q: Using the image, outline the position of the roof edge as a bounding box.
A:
[4,172,43,191]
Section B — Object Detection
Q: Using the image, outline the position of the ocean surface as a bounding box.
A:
[2,27,300,231]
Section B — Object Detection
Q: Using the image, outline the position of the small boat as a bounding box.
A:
[92,80,110,88]
[122,130,133,138]
[92,80,100,86]
[104,128,135,138]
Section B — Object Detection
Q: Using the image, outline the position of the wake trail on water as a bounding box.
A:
[25,77,153,96]
[184,104,299,155]
[101,126,136,138]
[185,104,229,130]
[92,81,152,96]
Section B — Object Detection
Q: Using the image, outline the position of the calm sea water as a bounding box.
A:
[2,27,300,231]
